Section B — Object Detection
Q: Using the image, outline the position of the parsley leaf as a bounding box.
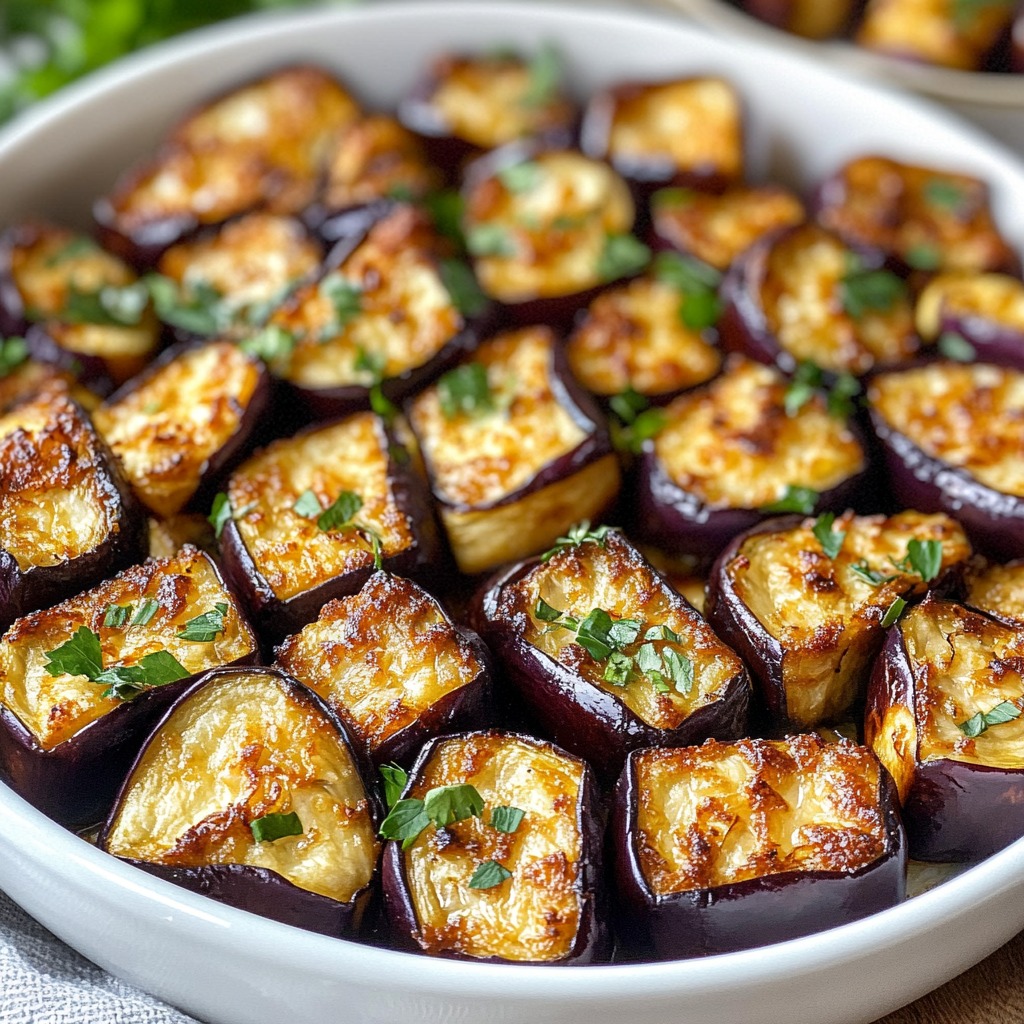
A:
[130,598,160,627]
[379,783,487,849]
[319,274,362,334]
[466,223,516,258]
[597,234,651,283]
[541,521,614,561]
[651,251,722,330]
[378,798,433,848]
[534,597,563,622]
[760,485,819,515]
[490,805,525,834]
[784,361,823,417]
[94,650,189,700]
[904,538,943,582]
[849,561,897,587]
[208,492,255,540]
[239,324,297,364]
[43,625,102,680]
[812,512,846,560]
[881,596,907,628]
[840,268,907,320]
[468,859,512,890]
[59,281,149,327]
[293,489,324,519]
[176,603,229,642]
[498,161,543,193]
[317,491,363,533]
[145,274,226,336]
[937,332,976,362]
[522,42,561,108]
[103,604,131,629]
[438,259,488,318]
[353,345,386,383]
[379,763,408,810]
[437,362,494,419]
[609,388,667,454]
[958,700,1021,738]
[923,177,968,211]
[250,812,303,843]
[0,336,28,378]
[905,243,942,272]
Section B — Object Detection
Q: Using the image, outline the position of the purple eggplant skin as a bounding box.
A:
[866,624,1024,862]
[937,306,1024,373]
[380,729,609,964]
[610,746,906,960]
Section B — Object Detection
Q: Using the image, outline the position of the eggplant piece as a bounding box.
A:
[865,595,1024,861]
[719,222,919,376]
[92,340,271,519]
[633,356,869,562]
[915,271,1024,370]
[738,0,862,38]
[964,557,1024,627]
[475,530,749,781]
[867,361,1024,559]
[565,274,721,404]
[95,66,361,267]
[380,730,606,963]
[261,204,489,420]
[611,735,906,959]
[0,383,147,630]
[405,325,620,576]
[461,148,639,327]
[153,213,323,344]
[815,155,1020,277]
[147,514,216,561]
[705,510,972,731]
[0,357,101,416]
[218,410,440,641]
[0,546,259,828]
[275,571,494,767]
[650,184,805,273]
[100,665,378,936]
[0,222,160,387]
[1014,13,1024,72]
[580,77,744,199]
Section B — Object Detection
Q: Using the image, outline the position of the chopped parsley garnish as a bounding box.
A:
[370,384,399,421]
[609,388,667,454]
[437,362,494,419]
[250,812,304,843]
[438,259,488,318]
[176,603,229,643]
[43,625,102,680]
[424,191,466,245]
[239,324,297,364]
[783,361,862,420]
[839,267,907,320]
[379,763,408,810]
[490,805,525,833]
[292,488,383,564]
[958,700,1021,738]
[522,42,561,108]
[45,236,98,266]
[207,492,255,540]
[379,782,485,848]
[652,251,722,330]
[61,281,149,327]
[130,598,160,627]
[103,600,159,628]
[353,345,386,382]
[541,520,614,561]
[760,485,819,515]
[849,561,898,587]
[0,336,29,377]
[468,860,512,890]
[597,234,651,283]
[317,491,364,533]
[103,604,132,629]
[145,274,226,336]
[923,177,968,211]
[319,274,362,334]
[881,596,907,628]
[293,489,324,519]
[498,161,543,194]
[812,512,846,560]
[651,187,696,210]
[893,538,943,582]
[466,223,516,258]
[905,243,942,272]
[937,332,976,362]
[827,372,862,419]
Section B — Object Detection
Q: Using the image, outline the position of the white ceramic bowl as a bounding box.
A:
[3,3,1024,1023]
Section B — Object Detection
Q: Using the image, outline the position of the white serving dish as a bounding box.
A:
[2,3,1024,1022]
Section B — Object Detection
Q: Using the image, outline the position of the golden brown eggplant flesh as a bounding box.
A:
[865,595,1024,861]
[0,546,259,827]
[99,665,378,936]
[739,0,862,39]
[380,730,607,963]
[963,557,1024,628]
[611,735,906,959]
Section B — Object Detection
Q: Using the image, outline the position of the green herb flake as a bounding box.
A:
[522,42,561,108]
[320,274,362,331]
[905,244,942,272]
[937,332,977,362]
[317,491,363,533]
[958,700,1021,738]
[422,783,485,828]
[827,373,862,419]
[62,281,149,327]
[93,650,190,700]
[812,512,846,560]
[145,274,226,336]
[0,336,29,377]
[370,384,399,420]
[490,805,525,834]
[437,362,494,420]
[924,177,968,212]
[102,604,132,629]
[293,489,323,519]
[378,798,433,848]
[652,252,722,330]
[379,763,409,810]
[353,345,386,383]
[651,187,696,210]
[208,492,232,540]
[44,625,103,680]
[250,811,304,843]
[438,259,488,318]
[760,485,819,515]
[574,609,617,661]
[176,602,228,643]
[603,651,634,686]
[466,223,516,258]
[534,597,563,623]
[239,324,297,364]
[45,236,98,266]
[679,289,722,331]
[425,191,466,245]
[840,268,907,320]
[784,361,824,417]
[663,648,694,695]
[849,561,897,587]
[128,598,159,628]
[541,521,614,562]
[468,859,513,890]
[881,596,907,628]
[498,161,543,193]
[645,624,682,644]
[609,388,667,454]
[597,234,651,283]
[905,538,943,582]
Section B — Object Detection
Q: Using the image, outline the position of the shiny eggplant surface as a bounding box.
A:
[866,596,1024,861]
[100,665,378,936]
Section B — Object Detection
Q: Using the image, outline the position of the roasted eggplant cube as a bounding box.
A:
[381,730,605,963]
[611,735,906,959]
[262,205,487,420]
[633,356,868,562]
[0,546,258,827]
[868,362,1024,559]
[0,384,147,630]
[739,0,861,38]
[153,214,323,343]
[99,665,378,937]
[406,326,620,576]
[95,66,361,266]
[476,530,749,780]
[580,77,744,198]
[705,510,972,731]
[275,571,493,766]
[866,596,1024,861]
[964,557,1024,627]
[565,275,721,403]
[719,222,918,376]
[219,410,439,640]
[0,222,159,387]
[462,149,638,326]
[93,341,271,519]
[650,184,805,273]
[815,156,1020,277]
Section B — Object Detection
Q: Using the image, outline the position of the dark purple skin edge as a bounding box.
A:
[98,665,379,937]
[610,746,907,960]
[938,307,1024,373]
[380,729,609,964]
[867,622,1024,862]
[739,0,866,38]
[94,182,201,272]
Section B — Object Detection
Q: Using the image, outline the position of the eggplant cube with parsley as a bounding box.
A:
[611,735,906,959]
[0,546,259,828]
[474,529,750,780]
[99,665,378,937]
[380,730,606,963]
[406,325,620,576]
[866,594,1024,862]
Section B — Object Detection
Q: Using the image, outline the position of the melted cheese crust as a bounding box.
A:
[606,78,743,182]
[0,548,255,749]
[0,388,119,570]
[566,276,721,397]
[505,533,743,730]
[728,511,971,726]
[915,271,1024,341]
[465,152,634,302]
[635,736,887,894]
[94,342,262,518]
[404,732,584,961]
[103,669,377,904]
[869,362,1024,497]
[902,599,1024,769]
[965,559,1024,625]
[276,573,483,752]
[652,185,805,271]
[653,357,865,509]
[229,412,414,601]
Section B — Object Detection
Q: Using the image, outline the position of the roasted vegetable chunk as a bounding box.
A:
[612,735,906,958]
[706,511,971,730]
[0,546,258,827]
[739,0,860,38]
[964,558,1024,627]
[381,730,605,963]
[407,326,619,575]
[100,665,377,936]
[476,529,749,780]
[866,596,1024,861]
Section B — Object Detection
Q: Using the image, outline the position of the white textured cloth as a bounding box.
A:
[0,888,200,1024]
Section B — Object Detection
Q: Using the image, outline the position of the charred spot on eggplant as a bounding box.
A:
[100,665,377,936]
